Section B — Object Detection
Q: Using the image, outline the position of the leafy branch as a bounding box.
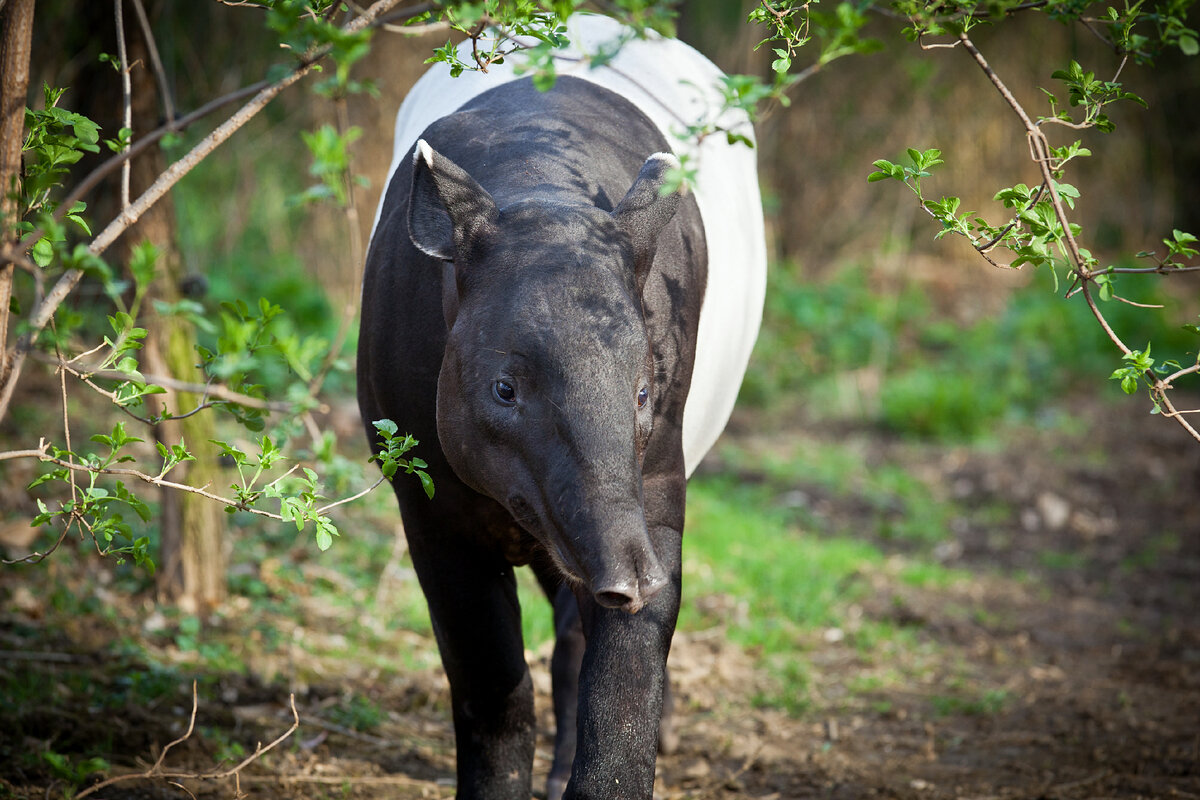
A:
[867,7,1199,442]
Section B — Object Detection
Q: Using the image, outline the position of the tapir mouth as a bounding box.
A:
[507,493,667,614]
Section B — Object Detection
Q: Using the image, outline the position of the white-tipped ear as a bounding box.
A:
[645,152,686,194]
[612,151,683,291]
[407,139,499,262]
[414,138,435,169]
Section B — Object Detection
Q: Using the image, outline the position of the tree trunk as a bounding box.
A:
[0,0,36,391]
[119,2,227,612]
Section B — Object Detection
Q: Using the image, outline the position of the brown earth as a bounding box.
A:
[1,398,1198,800]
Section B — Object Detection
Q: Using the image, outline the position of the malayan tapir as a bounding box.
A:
[357,14,766,800]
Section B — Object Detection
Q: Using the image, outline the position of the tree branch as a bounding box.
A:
[2,438,390,522]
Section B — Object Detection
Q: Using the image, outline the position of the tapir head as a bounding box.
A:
[407,139,682,614]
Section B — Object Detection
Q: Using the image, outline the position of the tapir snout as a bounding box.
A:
[562,503,668,614]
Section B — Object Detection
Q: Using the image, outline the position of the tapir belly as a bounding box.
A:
[371,14,767,476]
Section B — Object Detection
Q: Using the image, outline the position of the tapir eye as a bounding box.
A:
[637,386,649,409]
[494,380,516,404]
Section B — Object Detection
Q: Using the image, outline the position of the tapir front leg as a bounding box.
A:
[567,534,681,799]
[542,572,677,800]
[400,500,536,800]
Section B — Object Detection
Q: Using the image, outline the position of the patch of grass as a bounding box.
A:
[681,477,882,649]
[517,568,555,651]
[752,656,813,715]
[1121,531,1181,571]
[1038,549,1088,571]
[879,367,1012,440]
[930,688,1010,717]
[741,259,1197,441]
[850,619,923,661]
[328,693,386,732]
[898,560,969,589]
[715,439,956,546]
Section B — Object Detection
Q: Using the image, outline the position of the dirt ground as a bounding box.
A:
[2,398,1198,800]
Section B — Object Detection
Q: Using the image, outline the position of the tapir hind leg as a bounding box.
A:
[530,575,584,800]
[401,506,535,800]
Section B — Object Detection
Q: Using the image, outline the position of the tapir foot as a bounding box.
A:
[546,774,569,800]
[658,671,677,755]
[658,713,678,756]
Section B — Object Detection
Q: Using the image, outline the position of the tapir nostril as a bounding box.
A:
[595,585,643,614]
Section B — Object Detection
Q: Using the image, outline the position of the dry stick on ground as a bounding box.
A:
[75,681,300,800]
[0,0,410,424]
[956,32,1200,443]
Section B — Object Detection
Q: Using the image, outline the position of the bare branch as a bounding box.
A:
[1106,264,1200,274]
[1152,386,1200,443]
[1109,294,1164,309]
[316,474,388,515]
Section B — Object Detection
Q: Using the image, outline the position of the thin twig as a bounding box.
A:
[316,474,387,514]
[130,0,176,128]
[114,0,132,210]
[36,353,300,412]
[1109,294,1164,309]
[1107,264,1200,274]
[2,441,390,522]
[1161,362,1200,387]
[52,325,79,510]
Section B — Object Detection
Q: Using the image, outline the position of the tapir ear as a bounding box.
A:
[408,139,499,262]
[611,152,683,291]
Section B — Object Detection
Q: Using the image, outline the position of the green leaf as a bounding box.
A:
[32,237,53,267]
[417,470,435,499]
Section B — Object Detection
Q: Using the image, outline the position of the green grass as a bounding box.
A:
[679,477,883,648]
[714,438,958,546]
[930,687,1010,717]
[741,259,1198,441]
